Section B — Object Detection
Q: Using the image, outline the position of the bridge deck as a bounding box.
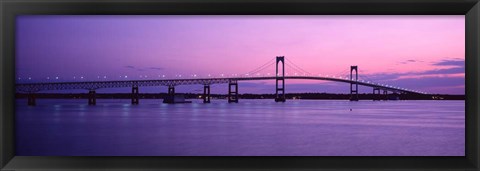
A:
[16,76,424,94]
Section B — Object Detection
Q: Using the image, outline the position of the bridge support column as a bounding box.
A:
[163,86,176,104]
[203,85,211,103]
[400,92,406,100]
[27,93,36,106]
[228,80,238,103]
[131,85,139,105]
[88,90,96,105]
[383,90,388,100]
[373,88,381,101]
[350,66,359,101]
[168,86,175,95]
[275,56,286,102]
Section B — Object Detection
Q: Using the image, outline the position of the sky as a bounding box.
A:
[15,15,465,95]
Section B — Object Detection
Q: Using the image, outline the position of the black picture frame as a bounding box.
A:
[1,0,479,170]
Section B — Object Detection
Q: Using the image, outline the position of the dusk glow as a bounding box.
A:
[15,15,466,157]
[16,15,465,94]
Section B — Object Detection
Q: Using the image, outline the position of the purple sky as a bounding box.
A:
[16,15,465,95]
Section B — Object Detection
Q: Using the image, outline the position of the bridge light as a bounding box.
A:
[55,77,59,80]
[28,77,31,80]
[104,76,107,79]
[125,76,128,78]
[194,74,197,77]
[81,76,84,79]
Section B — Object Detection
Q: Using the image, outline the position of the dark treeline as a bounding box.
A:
[16,93,465,100]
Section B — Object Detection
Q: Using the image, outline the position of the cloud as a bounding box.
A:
[359,58,465,94]
[398,59,424,64]
[372,58,465,80]
[432,59,465,67]
[386,76,465,93]
[419,67,464,75]
[124,65,164,71]
[148,67,163,70]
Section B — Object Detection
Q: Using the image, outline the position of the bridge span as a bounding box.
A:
[16,56,426,106]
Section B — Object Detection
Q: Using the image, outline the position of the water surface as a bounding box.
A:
[16,99,465,156]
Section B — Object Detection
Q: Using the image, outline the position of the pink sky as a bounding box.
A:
[16,15,465,94]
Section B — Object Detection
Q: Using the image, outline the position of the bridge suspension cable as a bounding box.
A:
[285,58,313,76]
[250,62,275,76]
[244,57,276,76]
[332,68,350,79]
[285,62,307,76]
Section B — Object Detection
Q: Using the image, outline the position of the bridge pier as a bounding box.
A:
[228,80,238,103]
[383,90,388,100]
[131,85,139,105]
[203,85,211,103]
[275,56,286,102]
[400,92,407,100]
[88,90,96,105]
[163,85,178,104]
[350,66,359,101]
[373,88,381,101]
[27,93,36,106]
[168,86,175,95]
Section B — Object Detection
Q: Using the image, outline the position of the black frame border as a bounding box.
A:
[1,0,479,170]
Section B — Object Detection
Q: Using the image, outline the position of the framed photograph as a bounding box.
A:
[1,0,479,170]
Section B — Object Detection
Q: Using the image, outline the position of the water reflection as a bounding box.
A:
[15,99,465,156]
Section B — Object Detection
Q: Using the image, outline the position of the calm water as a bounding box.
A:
[16,99,465,156]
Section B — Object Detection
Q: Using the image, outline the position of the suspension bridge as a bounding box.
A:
[16,56,427,106]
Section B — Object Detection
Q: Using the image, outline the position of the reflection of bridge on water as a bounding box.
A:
[16,56,427,106]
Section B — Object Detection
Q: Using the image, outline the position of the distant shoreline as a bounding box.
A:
[15,93,465,100]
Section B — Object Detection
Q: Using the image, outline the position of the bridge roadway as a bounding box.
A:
[16,76,422,94]
[16,76,426,105]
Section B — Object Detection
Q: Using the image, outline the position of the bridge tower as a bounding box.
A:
[350,66,359,101]
[88,90,96,105]
[203,84,211,103]
[228,80,238,103]
[275,56,286,102]
[131,83,139,105]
